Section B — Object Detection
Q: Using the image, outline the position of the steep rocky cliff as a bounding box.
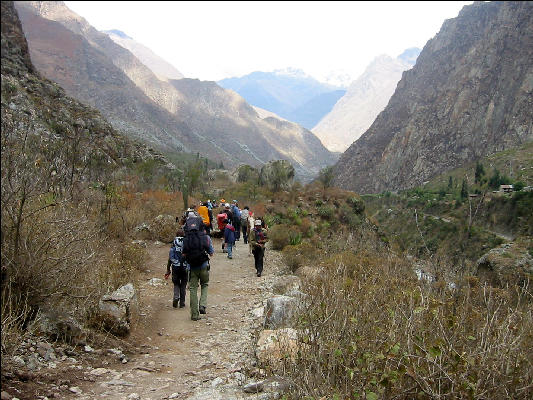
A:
[334,1,533,194]
[1,1,168,187]
[15,1,335,179]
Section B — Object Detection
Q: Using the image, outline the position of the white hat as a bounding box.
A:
[255,219,262,226]
[187,212,196,218]
[225,203,230,207]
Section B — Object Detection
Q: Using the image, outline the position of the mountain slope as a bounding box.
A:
[218,69,345,129]
[1,1,168,195]
[333,1,533,194]
[313,54,415,153]
[103,29,184,81]
[14,1,335,179]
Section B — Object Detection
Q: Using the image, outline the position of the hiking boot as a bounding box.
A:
[228,255,232,259]
[179,303,185,308]
[199,306,206,314]
[191,316,201,321]
[257,272,261,277]
[173,299,179,308]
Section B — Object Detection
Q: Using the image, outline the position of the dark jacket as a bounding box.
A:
[224,223,236,244]
[224,208,234,222]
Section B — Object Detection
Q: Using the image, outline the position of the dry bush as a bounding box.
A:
[269,224,291,250]
[276,248,533,399]
[281,241,318,273]
[298,217,315,237]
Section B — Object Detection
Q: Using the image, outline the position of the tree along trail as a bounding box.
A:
[76,237,285,400]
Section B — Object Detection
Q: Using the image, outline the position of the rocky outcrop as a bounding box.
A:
[313,53,416,153]
[476,239,533,288]
[333,1,533,194]
[2,1,169,188]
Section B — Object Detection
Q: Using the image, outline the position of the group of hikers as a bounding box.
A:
[164,199,268,321]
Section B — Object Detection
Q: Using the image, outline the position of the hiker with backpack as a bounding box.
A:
[231,200,241,241]
[223,219,236,259]
[182,215,214,321]
[197,201,212,236]
[164,230,188,308]
[216,208,228,249]
[250,219,268,277]
[241,206,250,244]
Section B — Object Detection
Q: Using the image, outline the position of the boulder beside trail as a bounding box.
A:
[256,328,299,368]
[151,214,177,243]
[28,308,86,344]
[98,283,138,336]
[134,214,177,243]
[264,295,298,329]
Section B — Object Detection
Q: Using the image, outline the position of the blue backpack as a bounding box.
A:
[169,237,185,268]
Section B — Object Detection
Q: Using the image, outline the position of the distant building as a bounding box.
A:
[500,184,514,193]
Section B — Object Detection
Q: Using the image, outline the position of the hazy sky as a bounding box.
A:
[64,1,472,83]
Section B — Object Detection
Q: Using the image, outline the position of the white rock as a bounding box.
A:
[148,278,164,286]
[69,386,82,394]
[211,377,224,387]
[12,356,25,366]
[84,345,94,353]
[89,368,109,376]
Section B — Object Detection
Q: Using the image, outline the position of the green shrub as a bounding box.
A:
[346,196,365,214]
[288,230,302,246]
[317,205,335,220]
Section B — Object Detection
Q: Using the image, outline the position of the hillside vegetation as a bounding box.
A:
[239,175,532,399]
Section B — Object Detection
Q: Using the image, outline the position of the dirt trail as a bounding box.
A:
[75,237,285,400]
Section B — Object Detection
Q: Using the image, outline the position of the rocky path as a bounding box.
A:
[74,238,287,400]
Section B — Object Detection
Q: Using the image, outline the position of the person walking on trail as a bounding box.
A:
[250,219,268,277]
[241,206,250,244]
[183,220,214,321]
[223,203,234,224]
[197,201,211,236]
[164,230,188,308]
[224,219,236,259]
[231,200,242,241]
[216,208,228,250]
[246,211,255,255]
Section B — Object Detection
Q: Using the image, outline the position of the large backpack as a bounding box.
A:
[184,216,204,233]
[183,221,209,267]
[169,237,185,268]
